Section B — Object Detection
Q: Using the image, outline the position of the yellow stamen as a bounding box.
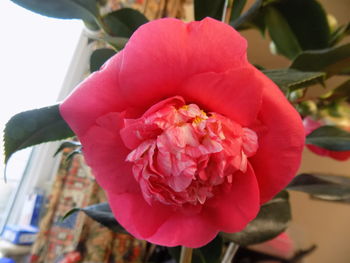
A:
[193,116,203,124]
[180,105,189,111]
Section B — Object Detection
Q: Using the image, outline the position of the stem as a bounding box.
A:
[179,246,193,263]
[221,242,239,263]
[222,0,234,24]
[221,0,230,22]
[143,244,156,263]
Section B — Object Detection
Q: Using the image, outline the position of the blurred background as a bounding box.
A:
[0,0,350,262]
[240,0,350,262]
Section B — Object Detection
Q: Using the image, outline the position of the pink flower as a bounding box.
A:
[304,116,350,161]
[60,18,304,248]
[249,232,295,259]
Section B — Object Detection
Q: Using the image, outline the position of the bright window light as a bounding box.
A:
[0,1,83,229]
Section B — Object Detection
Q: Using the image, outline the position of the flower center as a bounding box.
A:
[121,97,258,207]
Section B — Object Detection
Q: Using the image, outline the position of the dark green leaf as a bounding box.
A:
[329,23,350,47]
[291,245,317,262]
[324,79,350,101]
[102,8,148,38]
[265,6,302,60]
[306,126,350,151]
[103,36,129,50]
[65,148,82,162]
[11,0,99,29]
[64,202,126,233]
[168,236,223,263]
[274,0,330,50]
[312,196,350,204]
[167,247,181,263]
[248,14,267,35]
[288,173,350,201]
[231,0,263,30]
[291,43,350,76]
[232,0,284,34]
[59,148,82,169]
[295,100,317,116]
[54,141,81,157]
[62,208,80,221]
[4,104,74,164]
[90,48,116,72]
[221,191,291,246]
[324,101,342,118]
[230,0,247,23]
[263,69,325,93]
[194,0,225,21]
[196,235,223,263]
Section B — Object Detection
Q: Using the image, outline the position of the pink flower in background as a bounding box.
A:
[304,116,350,161]
[60,18,304,247]
[249,232,295,259]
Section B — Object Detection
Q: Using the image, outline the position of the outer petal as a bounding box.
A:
[250,71,305,204]
[204,165,260,233]
[180,66,263,126]
[143,166,259,248]
[60,52,127,136]
[107,191,173,239]
[119,17,248,108]
[146,212,218,248]
[80,112,138,194]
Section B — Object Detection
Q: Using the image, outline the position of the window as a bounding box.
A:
[0,1,84,232]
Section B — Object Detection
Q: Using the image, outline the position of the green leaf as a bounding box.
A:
[196,235,223,263]
[329,23,350,47]
[306,125,350,151]
[194,0,225,21]
[11,0,100,29]
[65,148,82,162]
[4,104,74,164]
[231,0,263,30]
[167,247,181,263]
[274,0,330,50]
[90,48,116,72]
[324,101,343,118]
[232,0,283,34]
[230,0,247,23]
[323,79,350,101]
[291,43,350,76]
[288,173,350,201]
[168,236,223,263]
[221,191,291,246]
[64,202,126,233]
[103,36,129,51]
[264,6,302,60]
[53,141,81,157]
[102,8,148,38]
[263,69,325,93]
